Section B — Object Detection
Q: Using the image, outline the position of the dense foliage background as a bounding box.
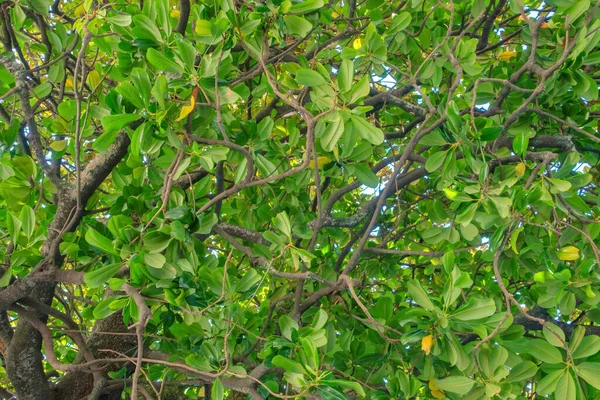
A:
[0,0,600,398]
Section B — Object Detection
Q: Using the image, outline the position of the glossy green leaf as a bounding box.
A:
[211,378,224,400]
[146,48,184,73]
[296,68,328,86]
[85,228,120,256]
[284,15,313,37]
[576,362,600,390]
[85,263,122,288]
[407,279,435,311]
[434,376,474,395]
[527,339,564,364]
[290,0,325,14]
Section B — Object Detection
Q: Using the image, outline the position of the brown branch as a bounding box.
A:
[121,284,152,400]
[174,0,190,35]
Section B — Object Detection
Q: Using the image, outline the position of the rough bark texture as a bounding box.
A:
[52,312,137,400]
[5,282,55,400]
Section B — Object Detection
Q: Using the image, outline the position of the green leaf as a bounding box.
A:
[425,151,448,172]
[420,130,448,146]
[19,205,35,239]
[490,196,512,219]
[536,369,563,395]
[446,101,462,133]
[84,263,122,289]
[289,0,325,14]
[272,355,305,374]
[311,309,328,330]
[315,386,348,400]
[278,315,298,340]
[93,295,125,319]
[575,362,600,390]
[26,0,51,15]
[115,82,145,109]
[337,59,354,92]
[452,297,495,321]
[6,213,21,242]
[236,268,262,292]
[146,48,184,73]
[33,82,52,98]
[227,365,247,377]
[555,370,577,400]
[434,376,474,395]
[320,113,345,152]
[296,68,328,86]
[283,15,313,37]
[151,75,168,109]
[547,177,572,193]
[100,114,140,135]
[391,12,412,31]
[480,126,502,141]
[513,132,530,158]
[543,322,565,347]
[144,252,166,269]
[350,115,384,145]
[196,213,218,235]
[263,230,284,245]
[566,0,590,22]
[132,14,162,42]
[527,339,564,364]
[507,361,538,383]
[273,212,292,240]
[211,378,224,400]
[407,279,435,311]
[106,13,132,26]
[93,130,118,153]
[322,380,365,397]
[0,266,12,288]
[347,75,370,103]
[572,336,600,359]
[85,228,120,256]
[177,40,197,71]
[257,117,274,141]
[569,325,585,354]
[353,164,378,188]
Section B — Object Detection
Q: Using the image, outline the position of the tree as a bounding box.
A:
[0,0,599,398]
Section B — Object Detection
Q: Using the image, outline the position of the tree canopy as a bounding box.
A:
[0,0,600,398]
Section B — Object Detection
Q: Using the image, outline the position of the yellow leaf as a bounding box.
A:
[87,70,101,89]
[195,20,213,36]
[308,156,332,169]
[170,9,180,18]
[422,334,434,356]
[499,51,517,61]
[50,140,67,152]
[429,379,445,398]
[443,187,458,199]
[557,246,580,261]
[540,22,549,28]
[65,78,73,89]
[515,162,526,177]
[74,4,86,16]
[176,96,196,122]
[353,38,363,50]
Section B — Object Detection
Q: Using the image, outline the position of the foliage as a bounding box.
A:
[0,0,600,399]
